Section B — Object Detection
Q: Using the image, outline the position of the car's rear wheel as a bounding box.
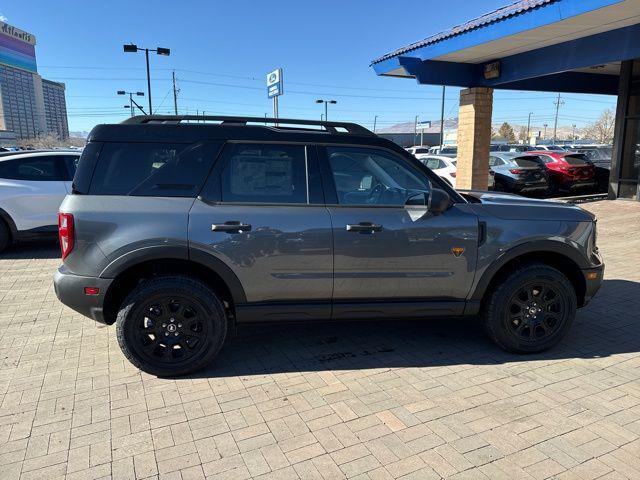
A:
[482,263,576,353]
[0,220,9,253]
[116,276,227,377]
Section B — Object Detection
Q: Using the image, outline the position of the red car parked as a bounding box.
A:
[528,151,596,194]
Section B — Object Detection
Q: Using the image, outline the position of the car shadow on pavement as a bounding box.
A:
[0,242,60,260]
[196,279,640,378]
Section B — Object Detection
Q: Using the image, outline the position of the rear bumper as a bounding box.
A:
[581,263,605,307]
[53,266,113,324]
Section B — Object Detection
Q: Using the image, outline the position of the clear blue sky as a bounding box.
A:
[3,1,617,133]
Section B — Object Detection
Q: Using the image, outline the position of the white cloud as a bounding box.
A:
[0,14,7,22]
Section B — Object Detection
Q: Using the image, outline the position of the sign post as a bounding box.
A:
[416,120,431,146]
[266,68,283,121]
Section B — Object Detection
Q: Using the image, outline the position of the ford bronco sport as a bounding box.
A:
[54,116,604,376]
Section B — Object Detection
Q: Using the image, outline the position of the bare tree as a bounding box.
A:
[518,126,528,143]
[582,109,615,144]
[17,134,85,150]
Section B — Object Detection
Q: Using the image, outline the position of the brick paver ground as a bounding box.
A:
[1,199,639,480]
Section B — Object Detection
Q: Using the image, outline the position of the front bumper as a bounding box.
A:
[53,266,113,324]
[581,263,605,307]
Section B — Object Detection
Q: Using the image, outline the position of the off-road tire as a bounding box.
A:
[482,263,577,353]
[116,276,227,377]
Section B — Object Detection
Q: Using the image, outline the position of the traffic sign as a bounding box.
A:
[417,121,432,130]
[266,68,283,98]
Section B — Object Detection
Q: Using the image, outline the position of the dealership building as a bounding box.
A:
[0,21,68,140]
[372,0,640,200]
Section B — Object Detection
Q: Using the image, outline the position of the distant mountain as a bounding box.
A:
[69,131,90,139]
[377,118,458,134]
[377,118,583,139]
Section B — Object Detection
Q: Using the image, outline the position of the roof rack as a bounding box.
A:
[120,115,375,136]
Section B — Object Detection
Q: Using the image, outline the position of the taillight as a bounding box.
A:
[509,169,523,174]
[58,213,75,259]
[451,172,457,178]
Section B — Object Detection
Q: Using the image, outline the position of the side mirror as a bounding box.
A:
[405,192,428,206]
[428,188,452,215]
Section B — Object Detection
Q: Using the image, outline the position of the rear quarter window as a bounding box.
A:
[88,142,221,196]
[73,142,102,193]
[563,154,589,166]
[514,157,541,168]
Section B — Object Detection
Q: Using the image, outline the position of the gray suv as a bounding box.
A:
[54,116,604,376]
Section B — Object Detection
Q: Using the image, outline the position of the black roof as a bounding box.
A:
[89,115,382,145]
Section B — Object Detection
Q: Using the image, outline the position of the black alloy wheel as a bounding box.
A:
[116,276,227,376]
[482,263,577,353]
[506,282,567,343]
[134,296,209,365]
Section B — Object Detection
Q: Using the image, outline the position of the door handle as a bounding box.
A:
[211,221,252,233]
[346,222,383,233]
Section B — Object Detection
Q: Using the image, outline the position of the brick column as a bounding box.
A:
[455,87,493,190]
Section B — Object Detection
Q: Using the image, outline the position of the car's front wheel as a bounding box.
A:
[116,276,227,376]
[482,263,577,353]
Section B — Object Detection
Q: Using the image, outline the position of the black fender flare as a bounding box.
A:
[100,244,247,305]
[469,239,589,303]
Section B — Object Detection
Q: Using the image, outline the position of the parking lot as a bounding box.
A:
[0,199,638,480]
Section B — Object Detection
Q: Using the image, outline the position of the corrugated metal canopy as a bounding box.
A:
[372,0,556,65]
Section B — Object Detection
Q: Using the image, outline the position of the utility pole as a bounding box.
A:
[526,112,533,144]
[414,115,418,146]
[373,115,378,133]
[172,71,179,115]
[572,124,576,140]
[552,93,564,144]
[440,85,446,146]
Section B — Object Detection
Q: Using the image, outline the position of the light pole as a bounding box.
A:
[552,93,565,144]
[117,90,145,117]
[543,123,548,139]
[123,44,170,115]
[316,99,336,121]
[373,115,378,133]
[572,124,576,140]
[526,112,533,144]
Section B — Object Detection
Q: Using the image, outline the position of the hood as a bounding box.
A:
[462,190,595,222]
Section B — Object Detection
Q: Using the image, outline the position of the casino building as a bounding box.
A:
[0,21,68,140]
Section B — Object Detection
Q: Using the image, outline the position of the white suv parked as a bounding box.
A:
[418,155,495,189]
[0,150,81,252]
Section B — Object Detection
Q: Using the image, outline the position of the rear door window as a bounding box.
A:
[0,155,67,181]
[220,144,310,204]
[89,142,221,196]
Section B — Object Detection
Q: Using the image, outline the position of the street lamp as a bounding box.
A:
[123,43,171,115]
[543,123,548,139]
[316,99,337,121]
[117,90,145,117]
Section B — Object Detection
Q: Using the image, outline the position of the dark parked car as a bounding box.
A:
[54,115,604,376]
[489,152,549,193]
[490,144,536,153]
[528,151,597,194]
[574,147,612,192]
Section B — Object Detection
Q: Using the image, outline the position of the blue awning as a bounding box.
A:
[371,0,640,95]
